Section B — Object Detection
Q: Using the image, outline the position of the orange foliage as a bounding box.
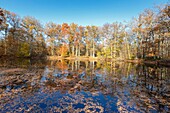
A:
[58,43,68,56]
[56,60,68,71]
[61,23,70,35]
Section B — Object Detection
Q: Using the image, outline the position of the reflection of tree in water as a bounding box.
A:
[0,60,169,112]
[129,65,170,112]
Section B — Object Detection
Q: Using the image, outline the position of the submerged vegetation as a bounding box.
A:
[0,3,169,61]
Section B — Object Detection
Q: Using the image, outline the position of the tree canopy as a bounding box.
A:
[0,3,169,60]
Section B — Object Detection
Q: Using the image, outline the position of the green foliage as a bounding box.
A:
[17,43,30,57]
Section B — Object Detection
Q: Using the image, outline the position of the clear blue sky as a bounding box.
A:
[0,0,169,26]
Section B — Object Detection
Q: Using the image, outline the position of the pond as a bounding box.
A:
[0,59,169,113]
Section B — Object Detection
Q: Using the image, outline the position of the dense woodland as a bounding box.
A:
[0,3,169,60]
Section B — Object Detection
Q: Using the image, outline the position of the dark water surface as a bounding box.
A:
[0,59,169,113]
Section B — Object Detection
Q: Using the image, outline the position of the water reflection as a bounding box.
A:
[0,59,169,112]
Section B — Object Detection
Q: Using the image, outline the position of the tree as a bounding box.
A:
[45,22,59,56]
[0,3,169,60]
[61,23,70,56]
[110,22,125,58]
[91,26,98,57]
[6,11,21,56]
[21,16,43,57]
[84,26,91,57]
[101,23,112,57]
[0,9,9,56]
[69,23,78,56]
[0,8,4,25]
[155,4,170,59]
[77,26,84,57]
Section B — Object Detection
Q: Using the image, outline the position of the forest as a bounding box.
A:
[0,4,169,61]
[0,1,170,112]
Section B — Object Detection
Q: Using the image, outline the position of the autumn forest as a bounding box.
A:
[0,1,170,112]
[0,3,169,62]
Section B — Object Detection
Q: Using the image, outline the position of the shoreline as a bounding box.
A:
[0,56,169,67]
[47,56,170,67]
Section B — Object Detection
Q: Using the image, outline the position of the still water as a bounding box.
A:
[0,59,169,113]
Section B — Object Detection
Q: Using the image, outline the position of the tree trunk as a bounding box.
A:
[125,36,131,59]
[86,44,89,57]
[92,61,95,74]
[90,50,92,57]
[68,43,71,56]
[76,45,78,57]
[75,60,78,71]
[111,43,113,58]
[51,42,54,56]
[4,28,7,55]
[114,39,116,58]
[61,43,64,57]
[29,35,33,57]
[72,45,74,56]
[78,44,80,56]
[92,38,95,57]
[72,61,74,71]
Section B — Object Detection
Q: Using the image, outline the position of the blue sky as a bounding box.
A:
[0,0,169,26]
